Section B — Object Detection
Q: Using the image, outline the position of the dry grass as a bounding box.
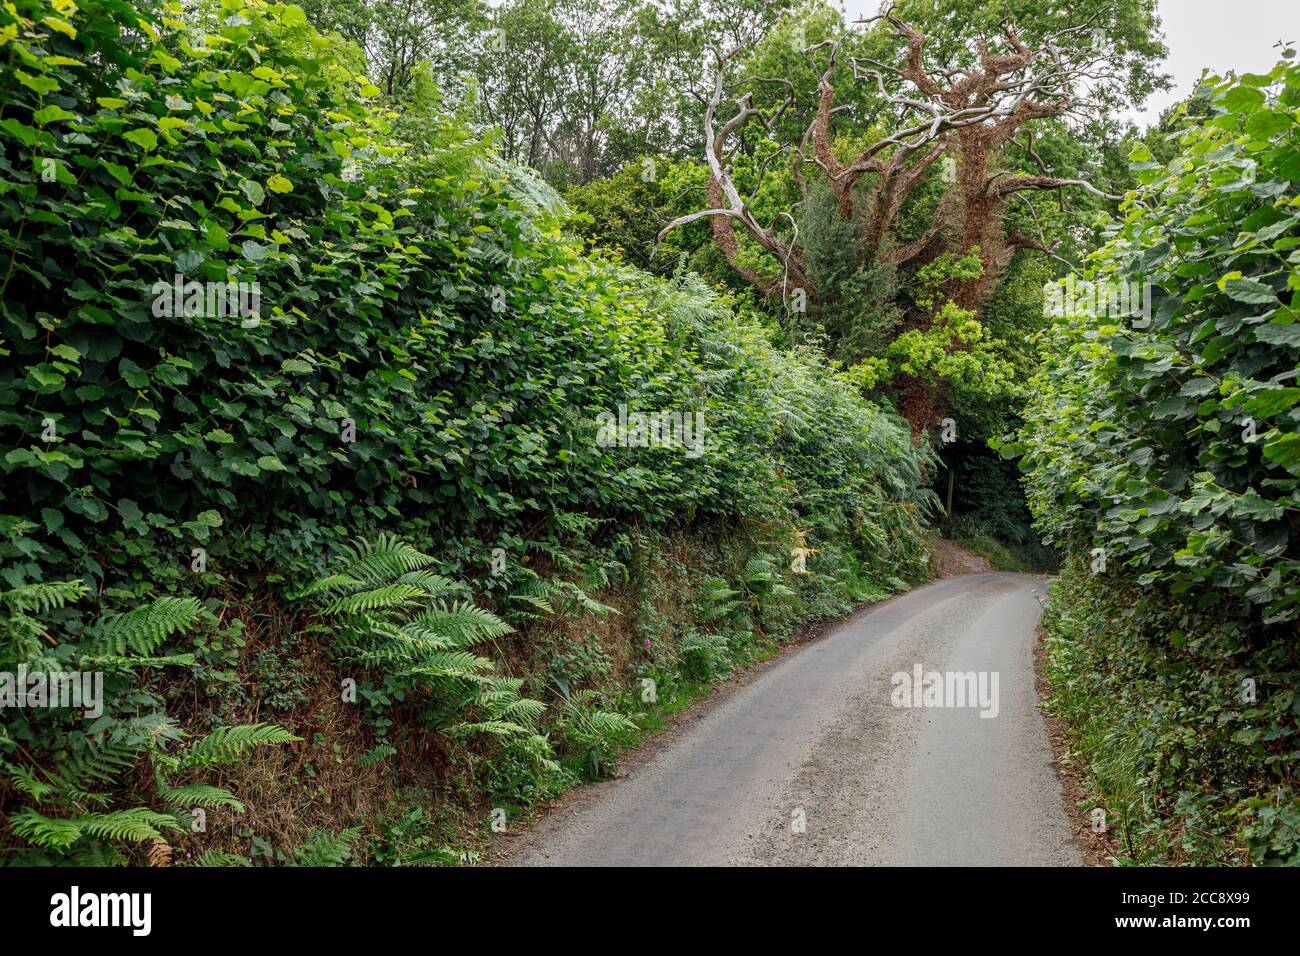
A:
[146,593,399,862]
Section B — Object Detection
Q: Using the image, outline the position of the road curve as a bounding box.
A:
[508,572,1083,866]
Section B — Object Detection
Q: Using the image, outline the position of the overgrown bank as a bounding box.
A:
[0,0,936,865]
[1018,61,1300,865]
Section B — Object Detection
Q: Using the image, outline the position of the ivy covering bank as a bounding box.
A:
[0,0,936,863]
[1015,60,1300,863]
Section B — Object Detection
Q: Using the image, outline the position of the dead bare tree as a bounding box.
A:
[873,12,1123,310]
[660,7,1124,314]
[655,47,807,296]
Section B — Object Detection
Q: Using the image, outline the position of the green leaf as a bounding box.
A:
[32,105,77,125]
[1263,433,1300,474]
[15,71,59,95]
[240,179,266,205]
[1245,110,1292,140]
[123,128,158,151]
[1222,277,1278,304]
[1221,85,1266,114]
[1245,388,1300,418]
[0,119,39,146]
[100,160,132,186]
[241,239,268,261]
[1254,322,1300,347]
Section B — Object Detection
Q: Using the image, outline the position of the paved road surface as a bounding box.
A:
[509,572,1083,866]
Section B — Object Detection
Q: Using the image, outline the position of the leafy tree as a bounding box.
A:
[299,0,487,98]
[465,0,804,183]
[657,2,1166,432]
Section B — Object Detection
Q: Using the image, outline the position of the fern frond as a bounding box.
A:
[294,574,364,597]
[495,697,547,726]
[8,809,82,850]
[393,621,465,649]
[86,653,198,670]
[509,592,553,614]
[473,677,547,728]
[354,743,395,767]
[173,723,300,771]
[322,583,428,617]
[0,580,88,614]
[338,533,434,583]
[291,827,360,867]
[406,650,495,680]
[701,577,740,602]
[561,691,638,741]
[699,586,742,620]
[479,675,526,696]
[741,556,776,583]
[193,850,252,867]
[96,596,202,656]
[131,713,185,748]
[77,808,184,843]
[505,734,562,776]
[553,580,616,616]
[355,643,467,668]
[3,763,56,803]
[581,709,639,739]
[403,846,479,866]
[9,807,182,849]
[159,784,245,812]
[395,569,458,597]
[51,785,115,809]
[412,601,512,641]
[345,621,465,666]
[56,735,149,792]
[69,842,128,867]
[299,533,550,760]
[476,688,523,710]
[447,719,531,739]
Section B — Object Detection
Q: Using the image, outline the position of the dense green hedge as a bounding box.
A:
[1017,58,1300,620]
[0,0,930,593]
[1017,58,1300,863]
[0,0,934,863]
[1043,558,1299,864]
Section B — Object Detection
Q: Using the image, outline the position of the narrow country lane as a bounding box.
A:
[506,572,1083,866]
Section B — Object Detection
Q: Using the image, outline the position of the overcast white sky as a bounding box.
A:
[841,0,1300,126]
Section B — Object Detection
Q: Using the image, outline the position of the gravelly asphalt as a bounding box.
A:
[508,572,1084,867]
